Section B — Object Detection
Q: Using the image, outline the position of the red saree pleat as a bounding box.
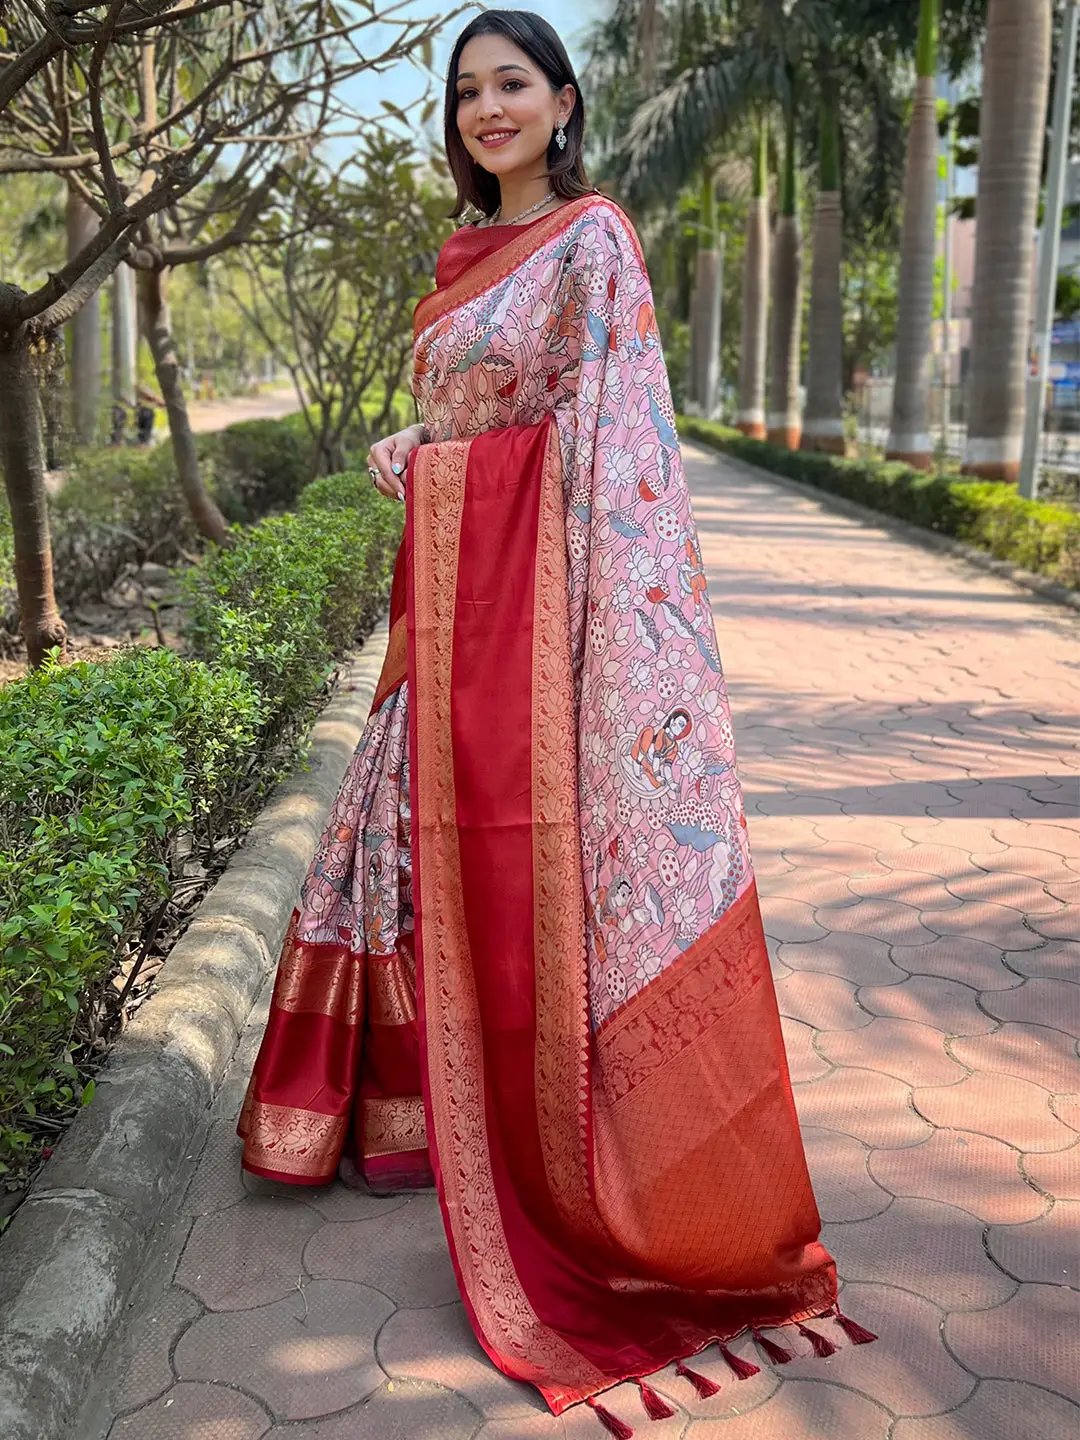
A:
[239,540,432,1192]
[408,421,837,1413]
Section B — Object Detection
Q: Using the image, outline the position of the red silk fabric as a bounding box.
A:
[406,422,835,1412]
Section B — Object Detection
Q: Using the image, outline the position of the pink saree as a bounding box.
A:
[240,195,865,1420]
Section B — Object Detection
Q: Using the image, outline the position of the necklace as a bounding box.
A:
[490,189,555,226]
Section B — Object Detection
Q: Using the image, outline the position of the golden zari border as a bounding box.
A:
[363,1095,427,1157]
[369,951,417,1027]
[597,882,765,1104]
[239,1097,347,1179]
[272,914,364,1028]
[531,423,608,1250]
[413,441,606,1399]
[414,195,598,341]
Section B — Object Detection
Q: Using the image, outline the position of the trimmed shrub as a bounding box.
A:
[0,648,263,1175]
[49,445,197,610]
[209,411,317,515]
[680,418,1080,590]
[183,470,402,729]
[1,469,401,1182]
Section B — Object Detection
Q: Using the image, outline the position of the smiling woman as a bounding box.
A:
[239,8,871,1433]
[443,10,595,230]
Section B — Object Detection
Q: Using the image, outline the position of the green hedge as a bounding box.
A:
[679,418,1080,591]
[0,410,334,639]
[0,469,401,1183]
[183,471,401,731]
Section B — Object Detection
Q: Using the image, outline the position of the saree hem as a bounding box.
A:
[542,1298,872,1418]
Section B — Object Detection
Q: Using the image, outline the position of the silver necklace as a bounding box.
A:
[490,189,555,226]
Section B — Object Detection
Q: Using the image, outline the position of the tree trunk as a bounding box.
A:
[801,92,847,456]
[112,262,138,406]
[768,102,802,448]
[66,189,102,447]
[962,0,1053,481]
[737,121,769,438]
[886,0,940,470]
[0,331,68,665]
[690,173,724,418]
[137,265,230,545]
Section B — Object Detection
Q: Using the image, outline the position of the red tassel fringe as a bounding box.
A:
[585,1303,875,1435]
[637,1380,676,1420]
[675,1360,722,1399]
[718,1343,761,1381]
[798,1322,839,1359]
[752,1328,794,1364]
[587,1397,635,1438]
[831,1305,878,1346]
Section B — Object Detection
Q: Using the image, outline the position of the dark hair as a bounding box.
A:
[443,10,593,220]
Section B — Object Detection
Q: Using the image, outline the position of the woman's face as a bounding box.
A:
[454,33,574,183]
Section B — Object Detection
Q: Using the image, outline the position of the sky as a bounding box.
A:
[331,0,606,160]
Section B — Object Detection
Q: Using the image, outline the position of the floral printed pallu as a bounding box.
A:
[240,195,868,1421]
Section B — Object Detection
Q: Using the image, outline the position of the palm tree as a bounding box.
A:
[590,0,912,443]
[885,0,940,469]
[737,118,769,437]
[690,172,724,417]
[768,96,801,448]
[962,0,1053,480]
[801,86,847,455]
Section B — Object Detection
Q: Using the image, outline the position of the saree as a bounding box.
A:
[240,194,859,1420]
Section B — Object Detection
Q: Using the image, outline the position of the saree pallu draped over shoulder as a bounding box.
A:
[241,195,869,1419]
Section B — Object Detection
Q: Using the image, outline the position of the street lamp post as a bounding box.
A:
[1019,0,1080,500]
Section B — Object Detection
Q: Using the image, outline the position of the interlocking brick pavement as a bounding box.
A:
[75,446,1079,1439]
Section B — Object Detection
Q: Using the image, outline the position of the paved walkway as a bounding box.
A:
[75,445,1079,1440]
[181,384,304,435]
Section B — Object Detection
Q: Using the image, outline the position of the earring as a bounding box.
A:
[555,123,567,151]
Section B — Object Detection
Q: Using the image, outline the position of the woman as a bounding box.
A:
[239,10,872,1430]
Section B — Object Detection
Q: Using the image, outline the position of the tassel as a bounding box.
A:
[675,1361,722,1399]
[798,1322,839,1359]
[718,1343,761,1381]
[752,1328,794,1365]
[586,1396,635,1438]
[637,1380,676,1420]
[831,1305,878,1346]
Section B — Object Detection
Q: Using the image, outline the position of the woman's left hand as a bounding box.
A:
[367,423,425,502]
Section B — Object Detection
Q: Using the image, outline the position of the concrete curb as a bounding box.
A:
[0,622,389,1440]
[686,441,1080,615]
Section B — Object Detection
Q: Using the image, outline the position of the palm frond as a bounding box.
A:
[618,48,765,203]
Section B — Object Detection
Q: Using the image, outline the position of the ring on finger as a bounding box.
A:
[368,467,379,487]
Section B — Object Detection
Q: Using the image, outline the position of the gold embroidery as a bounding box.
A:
[363,1095,427,1156]
[413,441,606,1401]
[239,1097,347,1179]
[369,951,417,1027]
[531,424,608,1249]
[272,913,364,1028]
[589,885,826,1287]
[596,883,765,1104]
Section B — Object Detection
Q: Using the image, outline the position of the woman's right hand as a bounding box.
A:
[367,422,425,502]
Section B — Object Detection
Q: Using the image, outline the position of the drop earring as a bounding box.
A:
[555,122,567,151]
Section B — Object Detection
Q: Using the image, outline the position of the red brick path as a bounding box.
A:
[77,444,1079,1439]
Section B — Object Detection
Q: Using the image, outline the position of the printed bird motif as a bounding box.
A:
[646,384,678,447]
[584,309,611,362]
[609,507,646,539]
[630,302,658,354]
[447,327,496,373]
